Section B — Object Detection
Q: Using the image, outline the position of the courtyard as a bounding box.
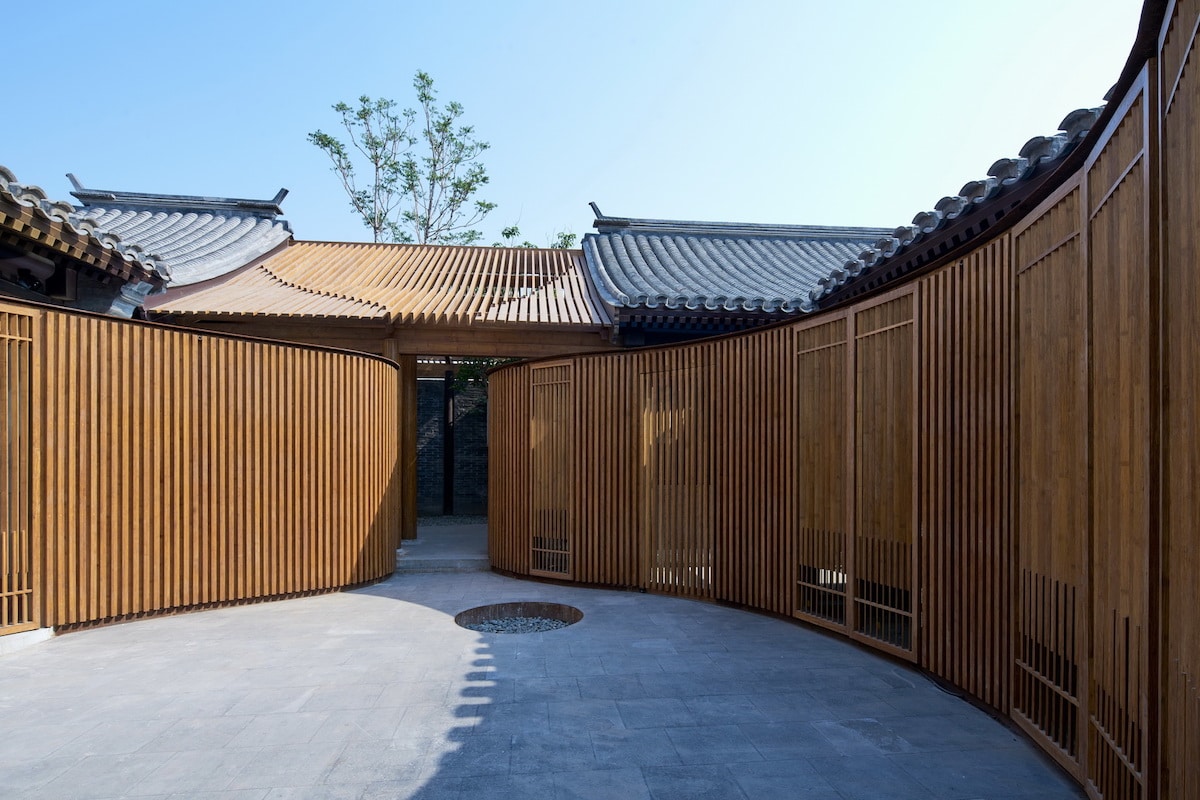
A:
[0,542,1081,800]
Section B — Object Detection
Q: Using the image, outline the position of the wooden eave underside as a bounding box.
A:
[0,198,155,285]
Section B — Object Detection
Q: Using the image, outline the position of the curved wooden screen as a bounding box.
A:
[490,4,1198,795]
[851,291,916,657]
[1012,177,1089,770]
[639,350,713,598]
[795,315,849,629]
[1160,1,1200,797]
[0,300,401,630]
[529,361,575,578]
[0,307,36,634]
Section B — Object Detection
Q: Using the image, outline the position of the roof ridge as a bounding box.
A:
[589,203,891,239]
[68,173,288,219]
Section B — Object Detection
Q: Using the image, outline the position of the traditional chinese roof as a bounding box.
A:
[810,105,1106,308]
[68,174,293,287]
[0,165,169,286]
[149,240,613,329]
[582,206,891,320]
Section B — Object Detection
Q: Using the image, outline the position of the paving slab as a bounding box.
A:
[0,566,1083,799]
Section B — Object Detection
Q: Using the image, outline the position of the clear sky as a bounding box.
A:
[8,0,1145,247]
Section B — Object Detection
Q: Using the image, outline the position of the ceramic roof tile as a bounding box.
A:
[809,105,1106,306]
[68,175,293,287]
[582,208,891,315]
[0,164,168,284]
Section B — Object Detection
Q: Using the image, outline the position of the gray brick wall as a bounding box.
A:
[416,377,489,516]
[452,382,488,515]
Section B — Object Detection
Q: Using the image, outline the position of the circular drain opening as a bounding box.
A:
[455,602,583,634]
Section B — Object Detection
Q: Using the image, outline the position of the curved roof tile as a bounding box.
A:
[68,176,293,287]
[810,104,1106,306]
[0,165,168,284]
[583,210,892,318]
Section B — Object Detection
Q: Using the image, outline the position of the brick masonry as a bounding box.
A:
[417,377,488,516]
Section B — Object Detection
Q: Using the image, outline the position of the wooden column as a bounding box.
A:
[384,342,418,542]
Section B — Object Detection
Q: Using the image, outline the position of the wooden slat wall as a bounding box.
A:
[0,301,401,629]
[917,237,1013,712]
[1086,77,1152,800]
[794,314,850,631]
[574,355,639,587]
[639,349,713,599]
[852,291,916,659]
[528,362,574,579]
[711,328,796,616]
[1011,178,1089,773]
[490,8,1198,794]
[0,305,37,634]
[1159,1,1200,797]
[487,365,530,575]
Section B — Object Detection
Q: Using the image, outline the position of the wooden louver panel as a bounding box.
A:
[1162,1,1200,796]
[1013,181,1087,771]
[794,317,849,629]
[0,304,36,634]
[916,238,1014,714]
[529,362,574,578]
[1086,86,1149,800]
[640,358,713,598]
[852,292,916,658]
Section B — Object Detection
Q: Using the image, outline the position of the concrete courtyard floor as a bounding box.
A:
[0,532,1083,799]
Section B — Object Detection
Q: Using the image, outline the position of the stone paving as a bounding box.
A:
[0,532,1084,799]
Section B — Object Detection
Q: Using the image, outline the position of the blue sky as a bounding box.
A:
[8,1,1144,247]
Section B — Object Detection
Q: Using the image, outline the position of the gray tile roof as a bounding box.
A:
[68,175,293,287]
[582,207,892,315]
[1,165,169,284]
[810,105,1106,307]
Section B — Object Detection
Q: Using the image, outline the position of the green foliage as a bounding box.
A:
[493,225,535,248]
[309,72,494,245]
[452,357,520,392]
[491,226,578,249]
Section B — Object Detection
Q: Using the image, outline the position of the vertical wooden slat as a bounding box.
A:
[0,304,402,633]
[1159,1,1200,797]
[0,304,37,634]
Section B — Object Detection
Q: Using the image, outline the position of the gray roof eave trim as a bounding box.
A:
[68,174,288,219]
[810,105,1107,306]
[0,165,169,283]
[591,205,892,241]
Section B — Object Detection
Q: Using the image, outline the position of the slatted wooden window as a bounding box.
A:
[529,361,574,578]
[1013,180,1087,769]
[1085,82,1150,800]
[794,316,849,629]
[640,359,712,598]
[852,292,916,658]
[0,304,36,634]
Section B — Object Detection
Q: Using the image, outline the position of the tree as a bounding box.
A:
[308,71,495,245]
[491,226,578,249]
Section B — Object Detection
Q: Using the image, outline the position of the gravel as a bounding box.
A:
[463,616,572,634]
